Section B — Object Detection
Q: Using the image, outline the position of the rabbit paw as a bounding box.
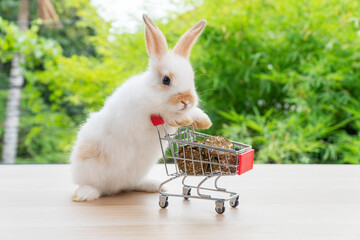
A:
[193,118,212,129]
[72,185,101,202]
[190,108,212,129]
[167,117,193,127]
[134,178,166,192]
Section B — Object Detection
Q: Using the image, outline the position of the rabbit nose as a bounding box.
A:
[181,101,188,109]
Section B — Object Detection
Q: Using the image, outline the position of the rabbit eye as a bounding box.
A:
[162,76,171,85]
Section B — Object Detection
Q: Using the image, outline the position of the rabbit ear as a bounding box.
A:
[143,14,168,58]
[173,19,206,59]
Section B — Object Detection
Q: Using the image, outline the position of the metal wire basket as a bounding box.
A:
[151,115,254,214]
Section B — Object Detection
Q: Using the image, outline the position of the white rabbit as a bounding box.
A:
[71,14,212,201]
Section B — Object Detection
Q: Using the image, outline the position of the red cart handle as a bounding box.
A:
[151,114,164,126]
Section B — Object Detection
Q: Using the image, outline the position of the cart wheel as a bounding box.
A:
[230,196,239,208]
[159,195,169,209]
[183,187,191,200]
[215,200,225,214]
[215,206,225,214]
[159,200,168,209]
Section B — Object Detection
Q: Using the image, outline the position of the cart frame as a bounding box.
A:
[151,115,254,214]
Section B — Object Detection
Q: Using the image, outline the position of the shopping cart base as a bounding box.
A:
[158,175,240,214]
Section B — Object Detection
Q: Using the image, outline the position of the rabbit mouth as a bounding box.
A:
[180,100,193,111]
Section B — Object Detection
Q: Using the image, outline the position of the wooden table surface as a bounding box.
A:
[0,164,359,240]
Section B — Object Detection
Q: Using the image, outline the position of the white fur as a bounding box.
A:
[71,19,211,201]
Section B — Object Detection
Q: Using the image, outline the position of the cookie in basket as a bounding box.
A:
[177,136,237,175]
[177,141,210,175]
[204,136,238,174]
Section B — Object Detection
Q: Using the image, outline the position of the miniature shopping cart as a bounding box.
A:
[151,115,254,214]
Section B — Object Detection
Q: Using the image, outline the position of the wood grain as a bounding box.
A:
[0,164,359,240]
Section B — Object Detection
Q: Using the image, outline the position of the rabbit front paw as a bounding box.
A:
[72,185,101,202]
[189,107,212,129]
[167,117,193,127]
[193,118,212,129]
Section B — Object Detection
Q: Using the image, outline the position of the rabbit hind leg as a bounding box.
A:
[72,185,101,202]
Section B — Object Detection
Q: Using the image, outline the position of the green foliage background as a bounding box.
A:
[0,0,359,163]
